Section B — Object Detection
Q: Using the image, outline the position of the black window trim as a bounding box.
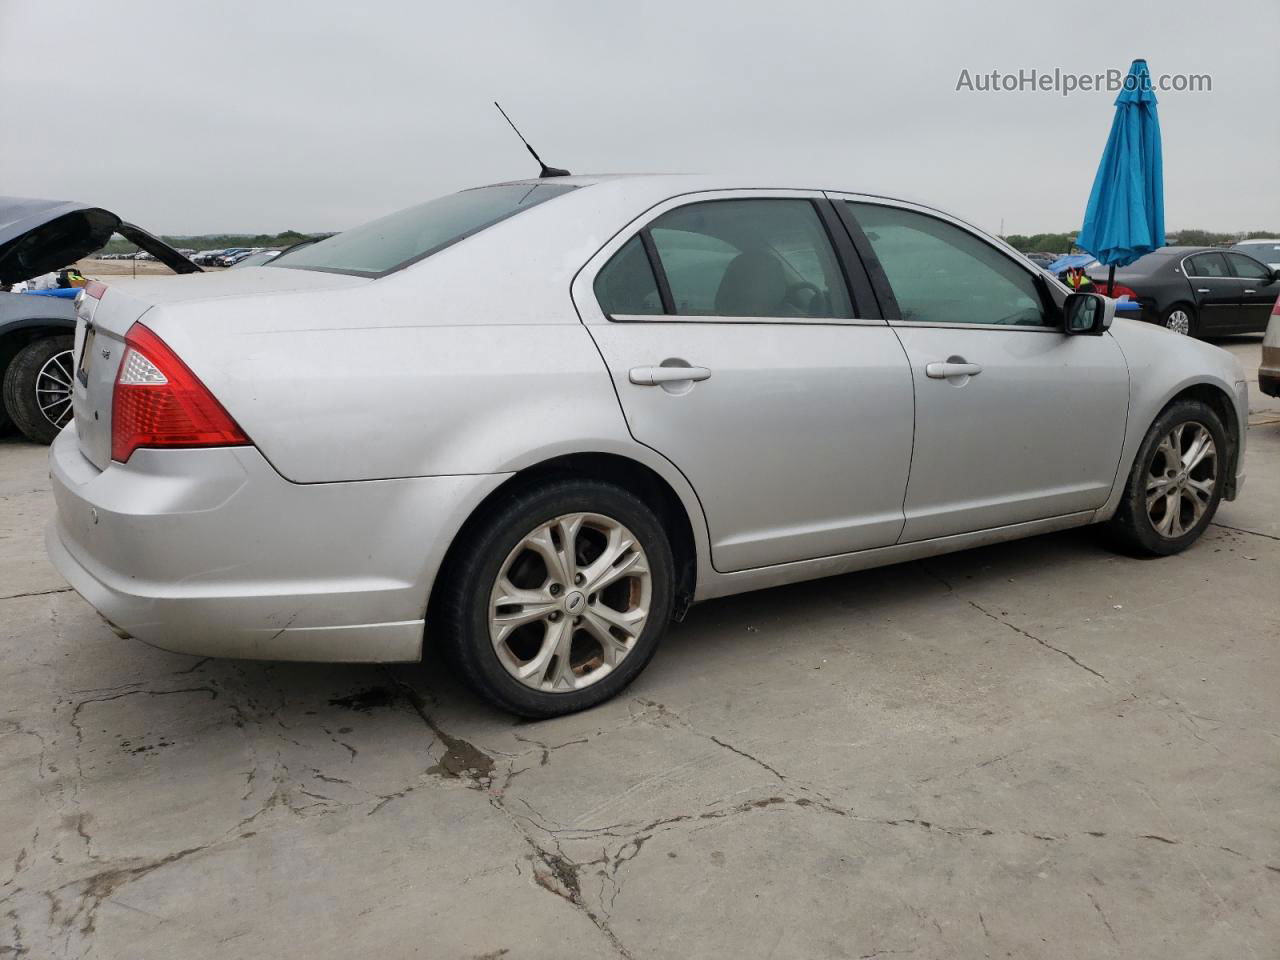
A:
[599,195,877,325]
[835,196,1065,332]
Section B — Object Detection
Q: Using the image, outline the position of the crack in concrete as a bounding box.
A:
[0,587,73,602]
[923,563,1107,682]
[381,674,636,959]
[1210,522,1280,542]
[1087,891,1120,944]
[964,599,1108,682]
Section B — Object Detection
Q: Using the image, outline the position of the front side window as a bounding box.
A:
[1226,252,1271,280]
[638,199,853,319]
[848,202,1047,326]
[1187,252,1230,278]
[270,182,576,277]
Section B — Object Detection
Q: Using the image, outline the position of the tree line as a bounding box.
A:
[1003,229,1278,254]
[97,230,326,255]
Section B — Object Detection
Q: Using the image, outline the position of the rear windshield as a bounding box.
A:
[269,182,577,277]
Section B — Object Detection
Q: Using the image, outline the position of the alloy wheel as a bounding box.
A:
[489,512,651,692]
[1164,310,1191,336]
[35,349,75,430]
[1146,421,1217,538]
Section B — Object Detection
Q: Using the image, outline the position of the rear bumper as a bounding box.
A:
[46,425,508,662]
[1261,344,1280,397]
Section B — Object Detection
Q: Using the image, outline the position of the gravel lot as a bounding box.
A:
[1,337,1276,960]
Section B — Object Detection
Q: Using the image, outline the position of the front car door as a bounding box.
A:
[1224,252,1279,332]
[832,196,1130,542]
[572,191,916,572]
[1182,251,1238,334]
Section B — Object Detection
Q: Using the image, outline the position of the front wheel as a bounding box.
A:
[1104,400,1227,556]
[437,480,675,717]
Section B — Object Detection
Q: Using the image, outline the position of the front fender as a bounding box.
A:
[1096,318,1247,518]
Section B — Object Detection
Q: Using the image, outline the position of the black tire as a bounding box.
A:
[1160,302,1198,338]
[2,336,75,444]
[436,479,675,718]
[1104,399,1227,557]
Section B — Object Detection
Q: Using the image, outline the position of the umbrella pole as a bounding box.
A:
[1107,264,1115,297]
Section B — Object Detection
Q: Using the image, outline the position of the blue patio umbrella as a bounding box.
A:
[1076,59,1165,295]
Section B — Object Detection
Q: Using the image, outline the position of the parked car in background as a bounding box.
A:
[46,175,1247,717]
[1086,246,1279,337]
[0,196,199,443]
[230,249,281,268]
[1231,239,1280,271]
[1024,251,1060,268]
[1261,296,1280,397]
[215,248,252,267]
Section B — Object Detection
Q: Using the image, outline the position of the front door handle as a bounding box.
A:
[629,365,712,386]
[925,361,982,379]
[1244,289,1256,295]
[1197,288,1211,294]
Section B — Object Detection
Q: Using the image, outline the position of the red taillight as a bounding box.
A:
[1099,282,1139,300]
[85,280,108,300]
[111,323,249,462]
[1272,294,1280,316]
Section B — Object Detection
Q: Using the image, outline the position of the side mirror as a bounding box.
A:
[1063,292,1114,335]
[1270,268,1280,284]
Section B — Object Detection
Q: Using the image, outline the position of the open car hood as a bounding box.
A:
[0,195,201,284]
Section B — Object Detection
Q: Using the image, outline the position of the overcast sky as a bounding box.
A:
[3,0,1277,236]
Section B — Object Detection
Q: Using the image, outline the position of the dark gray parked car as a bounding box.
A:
[0,197,199,442]
[1086,245,1280,339]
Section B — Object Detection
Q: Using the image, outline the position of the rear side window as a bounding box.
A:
[650,200,852,318]
[847,202,1047,326]
[595,198,854,320]
[594,236,663,315]
[1187,252,1230,277]
[270,182,576,278]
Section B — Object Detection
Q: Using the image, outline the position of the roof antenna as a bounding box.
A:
[494,101,570,178]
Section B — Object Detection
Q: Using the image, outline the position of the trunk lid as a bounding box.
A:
[72,268,370,471]
[0,195,199,284]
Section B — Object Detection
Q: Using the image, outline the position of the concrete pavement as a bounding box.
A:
[2,337,1277,960]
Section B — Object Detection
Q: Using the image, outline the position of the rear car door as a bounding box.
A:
[1183,252,1238,334]
[573,191,915,572]
[1225,252,1279,332]
[833,197,1130,542]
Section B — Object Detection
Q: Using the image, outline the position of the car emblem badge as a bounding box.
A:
[564,591,586,614]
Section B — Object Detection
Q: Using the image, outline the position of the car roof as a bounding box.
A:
[481,172,1008,246]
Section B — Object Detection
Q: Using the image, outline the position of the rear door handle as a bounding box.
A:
[1244,289,1256,294]
[925,361,982,379]
[1197,288,1211,294]
[629,365,712,385]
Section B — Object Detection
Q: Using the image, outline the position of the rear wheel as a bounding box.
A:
[1105,399,1226,556]
[1161,303,1198,338]
[2,336,75,444]
[437,479,674,717]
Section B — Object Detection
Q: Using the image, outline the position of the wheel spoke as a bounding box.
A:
[579,614,629,667]
[582,526,646,594]
[522,524,572,587]
[515,617,567,683]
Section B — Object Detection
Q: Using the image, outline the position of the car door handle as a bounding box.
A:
[629,365,712,385]
[1197,288,1211,294]
[925,361,982,379]
[1244,289,1256,294]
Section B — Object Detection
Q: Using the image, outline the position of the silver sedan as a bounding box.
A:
[47,175,1248,716]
